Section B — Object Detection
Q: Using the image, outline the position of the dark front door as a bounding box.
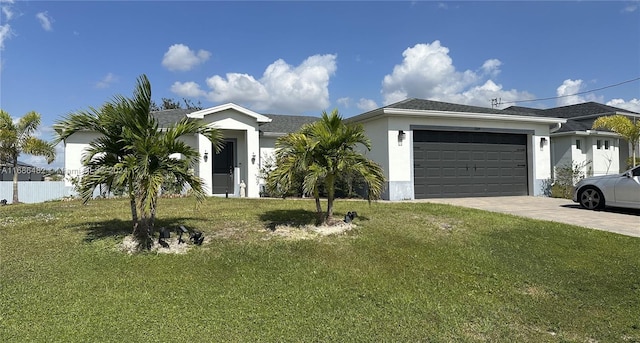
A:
[212,141,234,194]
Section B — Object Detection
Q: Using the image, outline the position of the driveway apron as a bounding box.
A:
[417,196,640,238]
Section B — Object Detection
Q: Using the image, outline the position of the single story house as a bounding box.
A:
[69,98,640,200]
[506,102,640,176]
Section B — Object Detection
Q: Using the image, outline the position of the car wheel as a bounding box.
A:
[579,187,605,210]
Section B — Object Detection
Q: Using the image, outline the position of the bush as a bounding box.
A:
[550,160,591,199]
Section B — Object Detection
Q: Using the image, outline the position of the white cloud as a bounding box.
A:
[173,54,337,113]
[36,11,53,31]
[481,59,501,77]
[357,98,378,111]
[381,41,531,107]
[2,6,13,20]
[95,72,117,89]
[623,4,638,12]
[171,81,206,98]
[0,23,11,50]
[337,97,350,108]
[162,44,211,71]
[606,98,640,113]
[0,1,14,51]
[555,79,602,106]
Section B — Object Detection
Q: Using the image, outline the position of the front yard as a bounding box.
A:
[1,197,638,342]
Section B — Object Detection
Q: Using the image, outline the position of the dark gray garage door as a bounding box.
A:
[413,130,528,198]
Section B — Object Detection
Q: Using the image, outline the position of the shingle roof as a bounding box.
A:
[533,101,639,119]
[503,105,545,114]
[259,114,318,135]
[150,109,316,134]
[555,119,595,133]
[385,98,546,117]
[152,109,193,127]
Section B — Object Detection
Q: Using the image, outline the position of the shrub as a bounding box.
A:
[550,160,591,199]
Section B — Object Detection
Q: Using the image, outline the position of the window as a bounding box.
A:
[604,140,610,150]
[575,139,581,150]
[597,140,602,149]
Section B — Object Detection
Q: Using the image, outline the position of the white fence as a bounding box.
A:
[0,181,73,203]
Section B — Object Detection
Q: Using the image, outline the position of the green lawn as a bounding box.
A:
[1,197,639,342]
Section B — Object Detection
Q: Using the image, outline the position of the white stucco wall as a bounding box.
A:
[63,131,101,187]
[359,114,557,200]
[197,109,262,198]
[588,136,619,176]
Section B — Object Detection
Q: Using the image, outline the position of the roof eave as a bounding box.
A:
[187,103,272,123]
[382,108,566,124]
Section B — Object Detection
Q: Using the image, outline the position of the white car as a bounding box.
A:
[573,165,640,210]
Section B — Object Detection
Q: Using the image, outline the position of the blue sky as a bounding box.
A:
[1,1,639,169]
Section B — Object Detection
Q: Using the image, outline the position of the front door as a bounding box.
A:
[212,141,235,194]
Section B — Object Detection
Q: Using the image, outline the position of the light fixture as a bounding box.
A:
[398,130,406,146]
[251,152,256,165]
[540,137,547,151]
[203,151,209,162]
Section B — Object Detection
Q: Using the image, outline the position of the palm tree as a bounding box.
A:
[0,110,56,204]
[306,110,385,221]
[268,109,385,223]
[592,115,640,168]
[54,74,223,249]
[268,130,323,213]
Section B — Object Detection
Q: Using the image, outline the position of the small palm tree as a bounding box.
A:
[0,110,56,203]
[269,109,385,223]
[306,110,385,221]
[592,115,640,167]
[55,74,223,249]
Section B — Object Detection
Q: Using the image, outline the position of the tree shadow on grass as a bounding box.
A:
[259,209,322,231]
[259,209,370,231]
[74,217,208,243]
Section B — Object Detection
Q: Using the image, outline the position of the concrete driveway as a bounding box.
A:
[420,196,640,238]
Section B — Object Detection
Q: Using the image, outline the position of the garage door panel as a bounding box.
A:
[413,130,528,198]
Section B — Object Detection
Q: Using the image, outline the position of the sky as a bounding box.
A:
[1,0,639,169]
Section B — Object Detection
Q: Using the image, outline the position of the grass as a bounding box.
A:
[1,197,639,342]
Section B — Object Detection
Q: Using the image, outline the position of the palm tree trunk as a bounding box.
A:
[325,174,335,223]
[128,179,138,223]
[11,156,18,204]
[314,187,322,213]
[149,195,157,235]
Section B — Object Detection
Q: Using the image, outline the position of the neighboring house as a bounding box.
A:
[346,98,566,200]
[62,103,318,198]
[0,160,46,181]
[506,102,640,176]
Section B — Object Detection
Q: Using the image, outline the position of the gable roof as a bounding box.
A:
[187,103,271,123]
[347,98,565,125]
[506,102,640,134]
[386,98,546,116]
[528,101,638,119]
[259,114,318,137]
[151,107,313,135]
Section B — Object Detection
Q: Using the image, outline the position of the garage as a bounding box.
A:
[413,130,528,198]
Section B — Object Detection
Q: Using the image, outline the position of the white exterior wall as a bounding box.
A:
[63,131,101,187]
[361,114,556,200]
[198,109,262,198]
[359,117,393,198]
[588,136,619,176]
[258,136,278,193]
